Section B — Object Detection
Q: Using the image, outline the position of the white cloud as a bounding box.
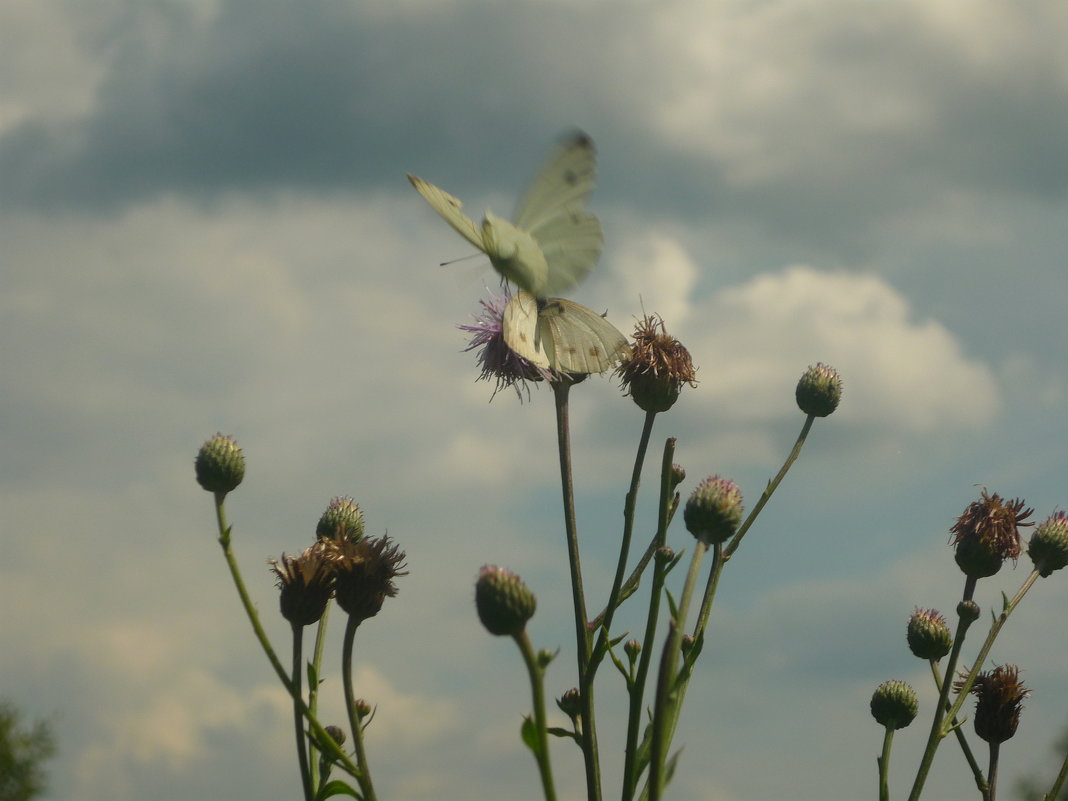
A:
[681,265,1000,431]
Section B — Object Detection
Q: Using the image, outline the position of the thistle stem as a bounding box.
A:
[212,496,361,781]
[877,726,895,801]
[307,603,332,789]
[290,624,313,801]
[590,410,657,678]
[516,630,558,801]
[342,615,377,801]
[552,380,601,801]
[621,439,676,801]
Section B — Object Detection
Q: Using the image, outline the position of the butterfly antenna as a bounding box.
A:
[439,252,484,268]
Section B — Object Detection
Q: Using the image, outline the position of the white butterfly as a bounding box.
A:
[408,133,628,373]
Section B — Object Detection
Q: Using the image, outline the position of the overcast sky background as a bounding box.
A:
[3,1,1068,800]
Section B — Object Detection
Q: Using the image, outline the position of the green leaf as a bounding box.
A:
[520,715,542,756]
[547,726,578,741]
[314,779,361,800]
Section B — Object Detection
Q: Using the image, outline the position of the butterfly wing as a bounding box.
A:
[408,174,484,251]
[502,290,552,368]
[539,297,628,374]
[512,133,603,297]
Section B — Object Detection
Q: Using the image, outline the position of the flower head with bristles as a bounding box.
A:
[269,541,335,627]
[459,292,553,400]
[328,535,408,624]
[950,490,1033,578]
[955,664,1029,744]
[616,314,697,413]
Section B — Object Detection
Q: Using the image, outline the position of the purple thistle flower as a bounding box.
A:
[459,291,554,399]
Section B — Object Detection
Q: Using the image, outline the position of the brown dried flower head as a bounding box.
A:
[269,542,335,627]
[955,664,1029,744]
[329,535,408,624]
[616,314,697,413]
[950,490,1033,578]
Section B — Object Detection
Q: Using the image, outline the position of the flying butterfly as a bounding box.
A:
[408,133,628,373]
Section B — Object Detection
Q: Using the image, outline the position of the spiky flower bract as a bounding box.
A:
[683,476,744,545]
[195,433,245,495]
[329,535,407,624]
[317,497,365,542]
[870,680,919,730]
[906,608,952,660]
[616,314,697,413]
[269,542,336,627]
[459,292,552,400]
[474,565,537,637]
[956,664,1029,744]
[950,490,1033,578]
[795,363,842,417]
[1027,511,1068,577]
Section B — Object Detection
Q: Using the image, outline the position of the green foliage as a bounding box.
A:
[0,700,55,801]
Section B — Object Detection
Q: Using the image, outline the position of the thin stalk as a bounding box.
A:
[649,541,707,801]
[291,624,313,801]
[516,630,558,801]
[986,742,999,801]
[307,603,332,790]
[590,409,657,678]
[877,727,895,801]
[929,660,985,794]
[1042,738,1068,801]
[551,380,601,801]
[342,616,377,801]
[212,496,360,780]
[621,439,677,801]
[723,414,814,562]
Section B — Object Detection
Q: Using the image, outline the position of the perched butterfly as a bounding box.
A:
[408,132,628,373]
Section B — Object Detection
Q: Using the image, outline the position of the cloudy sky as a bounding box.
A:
[4,1,1068,799]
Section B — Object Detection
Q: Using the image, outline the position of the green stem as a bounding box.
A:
[212,496,361,780]
[1042,736,1068,801]
[307,602,331,790]
[589,410,657,678]
[986,742,999,801]
[552,380,601,801]
[649,541,707,801]
[342,615,377,801]
[877,726,894,801]
[621,439,677,801]
[929,660,985,794]
[722,415,814,562]
[291,624,313,801]
[516,630,558,801]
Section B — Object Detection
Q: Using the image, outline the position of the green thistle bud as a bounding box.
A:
[870,680,919,730]
[194,433,245,495]
[669,463,686,491]
[795,363,842,417]
[354,699,373,721]
[324,725,347,746]
[317,497,366,542]
[557,688,582,720]
[683,476,744,545]
[537,648,555,669]
[1028,512,1068,577]
[624,639,642,661]
[906,608,952,660]
[654,546,675,567]
[475,565,536,637]
[957,599,980,623]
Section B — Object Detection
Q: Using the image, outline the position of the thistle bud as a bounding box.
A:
[684,476,744,545]
[616,314,697,413]
[870,680,919,730]
[1027,512,1068,577]
[906,608,952,660]
[324,725,347,746]
[557,688,582,720]
[317,497,365,542]
[475,565,536,637]
[269,543,335,627]
[950,490,1033,579]
[957,599,980,623]
[669,464,686,491]
[957,664,1029,744]
[795,363,842,417]
[353,699,373,721]
[195,433,245,495]
[537,649,555,669]
[624,639,642,661]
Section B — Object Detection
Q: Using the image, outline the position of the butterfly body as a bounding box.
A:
[409,133,627,373]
